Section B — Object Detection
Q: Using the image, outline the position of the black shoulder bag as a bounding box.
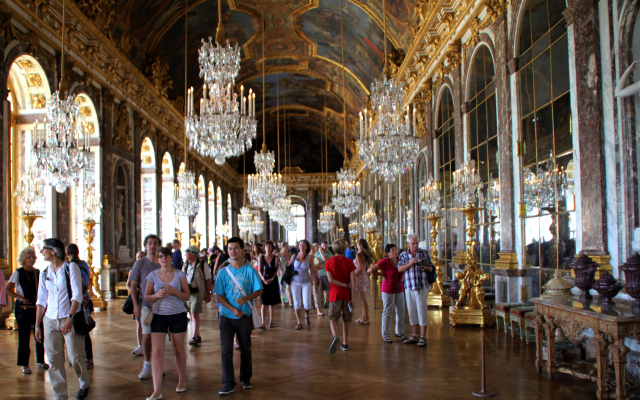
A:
[62,263,96,336]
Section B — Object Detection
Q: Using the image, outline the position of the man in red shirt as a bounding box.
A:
[325,239,356,354]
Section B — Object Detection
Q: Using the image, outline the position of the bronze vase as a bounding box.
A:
[620,253,640,310]
[592,272,623,306]
[447,279,460,303]
[568,254,598,302]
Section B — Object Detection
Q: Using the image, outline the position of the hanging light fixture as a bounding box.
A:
[419,176,441,215]
[317,90,336,234]
[362,203,378,231]
[251,214,264,235]
[184,0,256,165]
[238,153,255,232]
[175,2,199,218]
[33,0,90,193]
[358,0,419,183]
[248,1,285,210]
[331,0,362,217]
[14,167,46,215]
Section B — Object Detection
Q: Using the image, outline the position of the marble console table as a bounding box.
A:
[533,296,640,399]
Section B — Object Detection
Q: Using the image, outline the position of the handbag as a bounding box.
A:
[426,266,437,285]
[282,265,294,286]
[73,307,96,336]
[122,294,134,315]
[225,268,262,330]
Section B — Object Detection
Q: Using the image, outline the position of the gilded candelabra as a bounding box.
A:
[82,221,105,310]
[20,215,42,247]
[426,214,450,307]
[448,157,495,328]
[192,233,202,249]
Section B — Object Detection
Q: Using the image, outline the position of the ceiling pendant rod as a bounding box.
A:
[340,0,346,158]
[184,0,188,165]
[59,0,66,96]
[324,89,327,204]
[383,0,389,78]
[216,0,225,44]
[261,0,266,147]
[276,21,280,173]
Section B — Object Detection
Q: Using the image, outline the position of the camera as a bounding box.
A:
[416,258,433,271]
[292,269,299,275]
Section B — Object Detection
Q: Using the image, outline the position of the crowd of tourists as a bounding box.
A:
[0,232,434,399]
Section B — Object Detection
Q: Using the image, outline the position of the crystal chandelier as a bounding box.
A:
[174,170,200,217]
[14,167,46,215]
[193,210,206,234]
[331,168,362,217]
[419,176,441,215]
[184,0,256,165]
[523,156,568,212]
[238,206,253,232]
[34,0,90,194]
[318,205,336,233]
[362,204,378,231]
[451,156,484,209]
[251,214,264,235]
[485,174,500,217]
[83,185,102,222]
[269,195,291,224]
[248,144,285,210]
[357,0,419,184]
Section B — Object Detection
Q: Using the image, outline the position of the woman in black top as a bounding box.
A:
[5,247,48,374]
[258,241,281,328]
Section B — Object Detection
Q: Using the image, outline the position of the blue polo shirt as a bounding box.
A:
[213,264,263,319]
[345,248,356,260]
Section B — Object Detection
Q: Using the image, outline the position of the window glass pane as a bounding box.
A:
[520,8,533,55]
[548,0,567,28]
[536,104,554,160]
[532,32,550,59]
[488,137,499,178]
[479,143,489,181]
[553,93,572,155]
[521,115,537,167]
[549,21,566,45]
[551,35,570,99]
[530,0,550,44]
[487,94,497,140]
[470,109,478,149]
[477,101,488,143]
[519,64,535,116]
[534,49,552,109]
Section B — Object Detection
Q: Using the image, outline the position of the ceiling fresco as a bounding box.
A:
[110,0,415,169]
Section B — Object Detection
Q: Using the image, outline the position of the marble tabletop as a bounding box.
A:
[532,295,640,322]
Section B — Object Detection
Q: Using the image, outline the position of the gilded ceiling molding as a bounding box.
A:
[3,0,240,187]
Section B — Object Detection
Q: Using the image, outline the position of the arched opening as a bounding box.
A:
[7,54,53,270]
[517,0,575,296]
[140,137,157,241]
[216,187,223,243]
[194,175,206,248]
[286,203,307,244]
[435,86,457,276]
[227,193,233,234]
[208,181,216,247]
[160,152,175,246]
[467,44,499,274]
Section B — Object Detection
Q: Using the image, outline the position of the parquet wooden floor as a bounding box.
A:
[0,289,602,399]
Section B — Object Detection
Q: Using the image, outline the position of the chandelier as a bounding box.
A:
[419,176,441,215]
[485,174,500,217]
[362,204,378,231]
[318,205,336,233]
[174,170,200,217]
[523,156,568,212]
[357,0,418,184]
[238,206,253,232]
[184,0,256,166]
[83,185,102,222]
[451,156,484,209]
[248,144,285,210]
[251,214,264,235]
[193,210,206,235]
[14,167,46,215]
[331,168,362,217]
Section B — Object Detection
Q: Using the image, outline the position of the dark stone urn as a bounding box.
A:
[568,253,598,301]
[592,272,623,306]
[448,279,460,304]
[620,253,640,310]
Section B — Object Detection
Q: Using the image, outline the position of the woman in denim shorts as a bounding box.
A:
[144,246,190,399]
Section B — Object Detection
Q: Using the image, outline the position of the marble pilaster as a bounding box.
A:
[101,90,115,256]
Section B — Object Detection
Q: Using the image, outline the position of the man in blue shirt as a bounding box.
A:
[344,240,356,260]
[172,239,183,269]
[213,237,263,395]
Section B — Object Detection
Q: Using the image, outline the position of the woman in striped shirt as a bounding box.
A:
[144,246,190,399]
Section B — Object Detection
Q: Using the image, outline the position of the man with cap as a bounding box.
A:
[35,238,91,400]
[183,245,212,346]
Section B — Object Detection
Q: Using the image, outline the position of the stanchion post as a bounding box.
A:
[473,331,496,397]
[371,278,380,310]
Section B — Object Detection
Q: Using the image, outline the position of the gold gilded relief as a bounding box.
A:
[80,107,92,116]
[142,144,151,153]
[28,73,42,86]
[83,122,95,134]
[162,168,170,175]
[31,94,46,109]
[75,96,86,104]
[142,156,152,165]
[18,59,34,68]
[162,158,169,165]
[113,103,132,153]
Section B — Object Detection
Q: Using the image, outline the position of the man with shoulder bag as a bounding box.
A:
[213,237,263,395]
[35,238,91,400]
[183,245,213,346]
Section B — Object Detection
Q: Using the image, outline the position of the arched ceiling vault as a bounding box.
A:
[113,0,414,170]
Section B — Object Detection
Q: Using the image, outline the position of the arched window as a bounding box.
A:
[160,152,175,246]
[195,176,206,247]
[436,87,457,273]
[216,187,223,243]
[518,0,575,294]
[7,55,53,270]
[140,137,157,241]
[208,182,216,247]
[227,193,233,233]
[467,45,499,274]
[287,203,307,244]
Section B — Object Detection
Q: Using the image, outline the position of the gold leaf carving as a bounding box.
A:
[28,74,42,86]
[113,103,132,153]
[18,59,34,68]
[80,107,92,116]
[84,122,95,134]
[142,144,151,152]
[142,156,152,165]
[163,168,170,175]
[32,94,46,109]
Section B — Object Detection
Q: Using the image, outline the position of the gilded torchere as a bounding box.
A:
[426,214,451,307]
[82,221,106,311]
[19,215,42,248]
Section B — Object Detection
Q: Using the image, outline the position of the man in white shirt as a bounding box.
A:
[35,238,91,400]
[183,245,212,346]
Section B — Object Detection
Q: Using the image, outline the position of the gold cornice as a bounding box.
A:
[5,0,239,186]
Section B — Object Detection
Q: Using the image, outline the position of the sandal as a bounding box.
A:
[317,312,326,316]
[258,325,266,330]
[356,319,365,325]
[363,320,371,325]
[383,336,393,343]
[196,336,202,343]
[269,322,276,328]
[294,324,303,330]
[417,336,427,347]
[233,343,240,349]
[404,335,420,344]
[188,337,198,346]
[305,317,311,326]
[395,333,408,341]
[22,366,31,375]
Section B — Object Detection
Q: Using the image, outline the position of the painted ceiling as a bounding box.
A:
[112,0,415,173]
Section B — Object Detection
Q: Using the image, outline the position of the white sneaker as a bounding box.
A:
[131,346,143,356]
[138,364,152,380]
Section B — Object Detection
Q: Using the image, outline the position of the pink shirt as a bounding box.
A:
[377,257,404,294]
